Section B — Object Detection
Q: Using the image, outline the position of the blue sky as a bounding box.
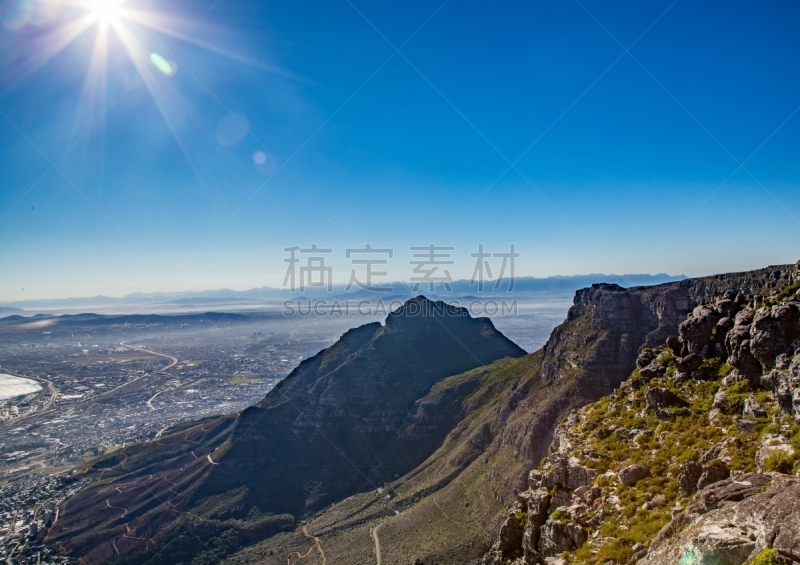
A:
[1,0,799,300]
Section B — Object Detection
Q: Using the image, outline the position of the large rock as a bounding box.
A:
[677,460,703,497]
[761,355,800,419]
[714,299,739,320]
[743,395,767,418]
[538,454,599,490]
[539,520,587,556]
[497,512,525,560]
[618,464,650,486]
[677,353,704,373]
[644,387,686,411]
[725,325,762,380]
[750,303,800,371]
[679,306,720,356]
[642,474,800,565]
[696,460,729,490]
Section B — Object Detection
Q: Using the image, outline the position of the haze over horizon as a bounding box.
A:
[2,0,799,300]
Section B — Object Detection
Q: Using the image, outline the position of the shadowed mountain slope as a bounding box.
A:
[46,296,525,564]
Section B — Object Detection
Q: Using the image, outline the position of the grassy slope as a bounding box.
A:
[223,354,544,564]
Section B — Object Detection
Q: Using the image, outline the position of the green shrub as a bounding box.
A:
[763,451,796,474]
[723,380,752,415]
[749,548,784,565]
[718,363,734,378]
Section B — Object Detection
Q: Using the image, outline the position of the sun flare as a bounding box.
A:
[87,0,124,24]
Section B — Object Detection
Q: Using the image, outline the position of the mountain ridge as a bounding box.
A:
[46,296,525,563]
[44,265,799,564]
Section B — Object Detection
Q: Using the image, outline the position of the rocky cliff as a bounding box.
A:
[483,263,800,565]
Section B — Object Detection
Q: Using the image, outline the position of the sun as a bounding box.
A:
[87,0,125,24]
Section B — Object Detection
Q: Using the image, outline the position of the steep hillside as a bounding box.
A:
[216,263,798,565]
[44,264,799,565]
[483,266,800,565]
[45,297,525,564]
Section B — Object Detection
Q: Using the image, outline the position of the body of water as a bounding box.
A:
[0,374,42,400]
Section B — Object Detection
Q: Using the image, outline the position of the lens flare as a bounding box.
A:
[149,52,174,75]
[0,0,33,30]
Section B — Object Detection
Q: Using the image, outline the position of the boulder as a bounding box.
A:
[714,299,738,320]
[677,460,702,497]
[725,324,762,380]
[539,520,587,556]
[637,349,657,369]
[640,362,665,379]
[750,303,800,371]
[641,474,800,565]
[696,460,729,490]
[618,464,650,486]
[539,454,599,490]
[712,389,728,412]
[572,485,601,506]
[644,387,686,411]
[548,489,571,511]
[521,488,551,529]
[676,353,703,373]
[497,512,525,560]
[761,356,800,418]
[734,307,755,326]
[540,455,568,489]
[743,395,767,418]
[566,463,599,490]
[679,306,720,356]
[666,336,682,357]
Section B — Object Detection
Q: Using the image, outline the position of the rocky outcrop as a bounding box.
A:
[642,474,800,565]
[482,264,800,565]
[497,266,795,491]
[762,354,800,419]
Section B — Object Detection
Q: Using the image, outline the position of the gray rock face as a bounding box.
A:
[618,464,650,486]
[677,353,704,373]
[642,474,800,565]
[679,306,720,356]
[726,324,763,380]
[497,513,525,560]
[644,387,685,411]
[540,520,587,555]
[640,362,666,379]
[677,460,703,497]
[537,453,599,491]
[750,303,800,371]
[761,355,800,419]
[696,460,729,490]
[743,395,767,418]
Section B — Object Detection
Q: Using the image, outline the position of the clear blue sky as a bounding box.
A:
[1,0,799,300]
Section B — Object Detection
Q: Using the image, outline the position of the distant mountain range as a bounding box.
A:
[0,273,686,311]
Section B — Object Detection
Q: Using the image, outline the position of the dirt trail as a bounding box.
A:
[300,524,326,564]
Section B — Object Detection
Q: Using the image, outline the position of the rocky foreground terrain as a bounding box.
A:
[484,264,800,565]
[42,262,800,565]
